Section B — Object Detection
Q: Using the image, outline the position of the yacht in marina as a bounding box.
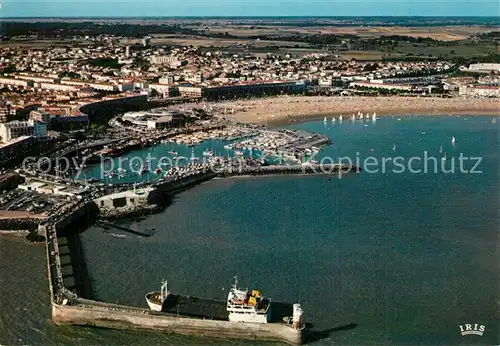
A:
[203,149,214,157]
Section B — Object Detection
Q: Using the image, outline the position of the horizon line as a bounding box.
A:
[1,15,500,19]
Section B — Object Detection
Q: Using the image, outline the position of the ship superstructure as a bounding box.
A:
[226,276,271,323]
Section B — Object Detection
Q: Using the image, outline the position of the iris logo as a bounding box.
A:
[459,324,485,336]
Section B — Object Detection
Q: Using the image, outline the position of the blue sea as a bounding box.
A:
[1,115,498,345]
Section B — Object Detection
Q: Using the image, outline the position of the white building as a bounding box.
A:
[37,82,80,92]
[0,119,47,141]
[0,77,30,88]
[89,83,117,92]
[460,85,500,97]
[147,116,173,129]
[468,63,500,73]
[349,81,413,91]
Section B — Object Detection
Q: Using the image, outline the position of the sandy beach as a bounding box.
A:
[213,96,499,125]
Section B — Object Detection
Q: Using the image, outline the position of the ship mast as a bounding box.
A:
[161,279,168,300]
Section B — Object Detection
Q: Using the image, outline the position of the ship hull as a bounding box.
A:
[145,292,163,311]
[229,311,270,323]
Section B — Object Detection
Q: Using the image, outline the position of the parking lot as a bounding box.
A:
[0,190,69,217]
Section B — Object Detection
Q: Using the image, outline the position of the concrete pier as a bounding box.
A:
[36,160,361,344]
[44,197,305,345]
[52,301,303,345]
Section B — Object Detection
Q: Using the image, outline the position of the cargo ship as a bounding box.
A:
[145,277,300,325]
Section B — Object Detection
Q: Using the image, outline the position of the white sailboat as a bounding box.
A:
[372,112,377,121]
[451,136,456,145]
[439,145,443,154]
[351,114,356,121]
[332,117,336,123]
[190,148,199,161]
[323,117,327,124]
[392,144,396,151]
[365,113,370,119]
[339,115,343,122]
[359,112,363,120]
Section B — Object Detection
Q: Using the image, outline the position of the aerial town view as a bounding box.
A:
[0,0,498,345]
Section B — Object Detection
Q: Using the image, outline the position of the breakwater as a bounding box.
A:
[218,163,360,178]
[51,300,303,345]
[45,220,305,345]
[37,162,359,344]
[42,187,306,344]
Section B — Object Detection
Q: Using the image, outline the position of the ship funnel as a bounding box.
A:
[292,303,303,330]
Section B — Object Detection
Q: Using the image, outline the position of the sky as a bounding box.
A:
[1,0,499,18]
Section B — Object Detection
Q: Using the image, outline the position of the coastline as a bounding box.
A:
[217,96,499,126]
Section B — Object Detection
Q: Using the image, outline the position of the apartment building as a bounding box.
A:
[0,119,47,142]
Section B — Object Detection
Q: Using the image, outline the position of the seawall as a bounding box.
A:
[44,194,305,344]
[52,302,303,345]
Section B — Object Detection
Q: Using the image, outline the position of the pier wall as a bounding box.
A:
[218,163,360,178]
[52,302,303,345]
[156,171,218,195]
[40,162,360,345]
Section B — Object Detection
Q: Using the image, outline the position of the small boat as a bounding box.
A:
[359,112,363,120]
[235,150,244,156]
[203,150,214,157]
[339,115,343,122]
[372,112,377,121]
[439,145,443,153]
[351,114,356,121]
[224,145,232,150]
[392,144,396,151]
[451,136,456,145]
[323,117,327,124]
[492,118,497,124]
[168,151,178,155]
[332,117,336,123]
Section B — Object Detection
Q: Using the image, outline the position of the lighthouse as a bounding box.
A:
[292,303,303,330]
